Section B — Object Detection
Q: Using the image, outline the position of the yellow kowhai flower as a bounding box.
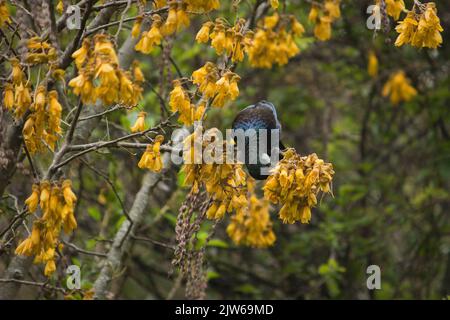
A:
[394,11,418,47]
[169,79,197,125]
[185,0,220,13]
[43,131,58,151]
[270,0,279,10]
[308,4,320,22]
[263,149,334,224]
[62,179,77,208]
[384,0,405,21]
[247,14,302,68]
[68,72,94,104]
[368,51,379,78]
[395,2,443,49]
[34,85,47,111]
[193,63,219,98]
[196,21,213,43]
[25,184,40,213]
[23,115,37,153]
[132,60,145,83]
[138,135,164,172]
[169,80,189,112]
[161,4,177,36]
[51,68,66,83]
[412,2,443,48]
[135,15,163,54]
[15,237,33,256]
[324,0,341,20]
[56,0,64,14]
[0,0,11,27]
[212,72,240,108]
[10,58,25,85]
[176,4,190,31]
[72,38,90,69]
[26,37,57,65]
[14,83,32,118]
[94,62,120,104]
[3,83,14,110]
[47,90,62,134]
[182,130,248,218]
[192,63,239,107]
[308,1,340,41]
[16,179,79,277]
[118,70,139,106]
[39,180,51,212]
[160,2,190,36]
[131,15,143,38]
[291,16,306,36]
[264,14,279,29]
[131,111,147,133]
[382,71,417,105]
[227,195,276,248]
[44,260,56,277]
[205,18,248,60]
[179,102,205,126]
[200,160,248,220]
[71,35,142,106]
[314,16,332,41]
[94,34,118,65]
[210,23,228,55]
[153,0,167,9]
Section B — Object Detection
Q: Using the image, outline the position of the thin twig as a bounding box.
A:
[78,104,128,121]
[79,158,132,224]
[62,240,108,258]
[131,235,175,250]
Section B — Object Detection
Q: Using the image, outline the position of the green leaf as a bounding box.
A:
[207,271,221,280]
[87,207,101,222]
[207,239,229,249]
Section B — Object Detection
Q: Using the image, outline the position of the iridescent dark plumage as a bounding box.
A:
[232,101,286,180]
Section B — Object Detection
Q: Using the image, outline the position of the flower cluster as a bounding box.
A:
[182,128,248,220]
[154,0,219,13]
[227,181,276,248]
[138,135,164,172]
[22,87,62,153]
[246,13,305,68]
[185,0,219,12]
[270,0,279,10]
[56,0,64,14]
[161,1,190,36]
[148,0,220,39]
[169,79,205,125]
[367,51,378,78]
[382,71,417,105]
[0,0,10,27]
[25,37,58,65]
[131,111,147,133]
[69,35,144,106]
[395,2,443,49]
[192,62,240,108]
[263,149,334,224]
[382,0,405,21]
[135,14,163,54]
[196,18,250,63]
[308,0,341,41]
[16,179,78,276]
[3,58,32,118]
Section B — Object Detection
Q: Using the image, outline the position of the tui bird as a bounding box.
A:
[232,100,286,180]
